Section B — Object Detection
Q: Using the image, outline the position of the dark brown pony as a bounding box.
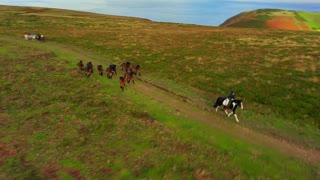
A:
[125,70,135,84]
[85,62,93,77]
[85,66,93,77]
[121,62,131,72]
[109,64,117,75]
[132,64,141,76]
[97,65,103,76]
[77,60,84,71]
[36,34,45,41]
[119,76,126,91]
[106,68,113,79]
[86,62,93,71]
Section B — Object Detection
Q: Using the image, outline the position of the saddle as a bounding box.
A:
[222,98,230,106]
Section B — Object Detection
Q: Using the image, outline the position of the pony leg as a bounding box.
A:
[224,110,229,115]
[234,114,239,123]
[228,112,239,122]
[224,107,229,115]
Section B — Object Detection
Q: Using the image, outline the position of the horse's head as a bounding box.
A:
[232,99,243,109]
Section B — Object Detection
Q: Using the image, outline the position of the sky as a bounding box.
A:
[1,0,320,26]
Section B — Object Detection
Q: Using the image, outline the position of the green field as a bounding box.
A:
[297,11,320,30]
[0,5,319,179]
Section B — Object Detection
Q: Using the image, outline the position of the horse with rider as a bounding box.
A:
[213,91,244,122]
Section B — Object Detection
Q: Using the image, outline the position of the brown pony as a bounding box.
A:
[109,64,117,75]
[36,34,45,41]
[86,62,93,72]
[125,70,135,84]
[132,64,141,76]
[85,66,93,77]
[77,60,84,71]
[121,62,131,72]
[97,65,103,76]
[119,76,126,91]
[106,68,113,79]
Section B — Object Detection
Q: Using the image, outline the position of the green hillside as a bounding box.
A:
[0,5,319,179]
[220,9,320,31]
[297,11,320,30]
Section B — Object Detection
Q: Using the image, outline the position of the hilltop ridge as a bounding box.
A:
[220,9,320,31]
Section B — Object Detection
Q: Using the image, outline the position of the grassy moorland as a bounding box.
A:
[0,5,319,179]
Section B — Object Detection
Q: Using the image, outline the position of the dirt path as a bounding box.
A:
[134,76,320,165]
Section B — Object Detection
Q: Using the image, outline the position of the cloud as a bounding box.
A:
[3,0,319,9]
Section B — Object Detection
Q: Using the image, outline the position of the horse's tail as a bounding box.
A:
[213,97,224,108]
[213,100,218,108]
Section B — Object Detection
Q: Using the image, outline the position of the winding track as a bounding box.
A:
[134,76,320,165]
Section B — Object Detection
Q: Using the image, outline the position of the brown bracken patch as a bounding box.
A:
[0,110,16,164]
[0,143,17,164]
[265,17,310,31]
[0,110,12,126]
[42,164,59,179]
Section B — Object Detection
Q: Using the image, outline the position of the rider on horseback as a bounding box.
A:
[223,91,235,106]
[228,91,235,101]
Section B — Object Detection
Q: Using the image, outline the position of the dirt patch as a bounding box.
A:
[0,142,16,164]
[0,112,12,126]
[266,17,309,31]
[0,110,16,163]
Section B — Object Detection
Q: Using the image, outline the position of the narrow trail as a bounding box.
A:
[2,36,319,166]
[134,76,320,166]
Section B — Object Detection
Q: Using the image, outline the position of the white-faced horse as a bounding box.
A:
[24,33,45,41]
[213,97,244,122]
[24,32,36,40]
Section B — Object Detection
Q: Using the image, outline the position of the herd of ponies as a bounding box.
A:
[22,32,243,122]
[77,60,141,92]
